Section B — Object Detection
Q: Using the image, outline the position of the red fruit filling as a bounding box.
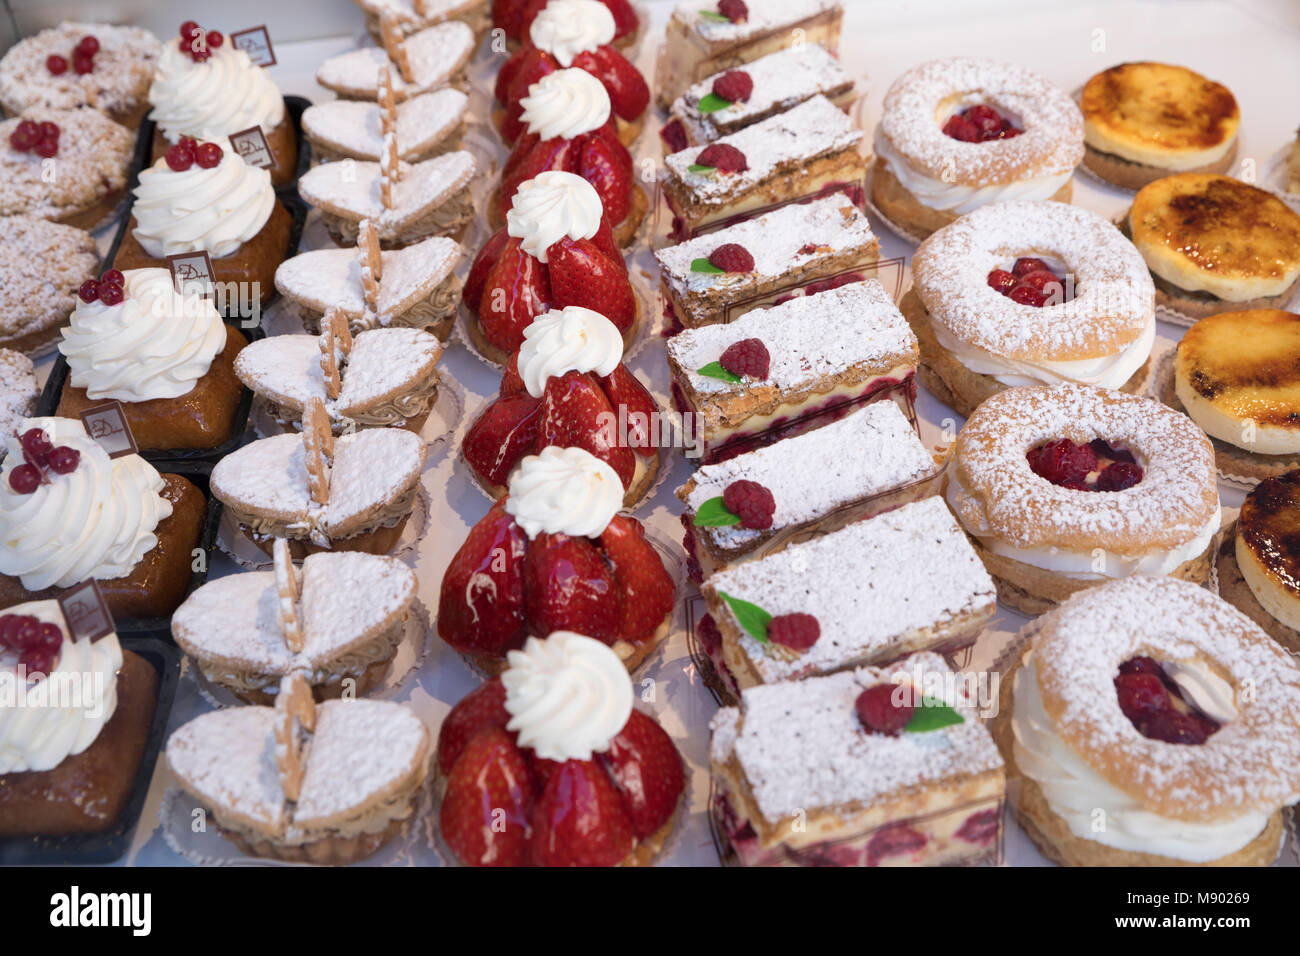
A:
[767,612,820,650]
[722,479,775,529]
[1114,656,1222,745]
[695,142,748,173]
[695,612,722,655]
[956,808,1000,845]
[717,337,769,379]
[865,824,927,866]
[942,104,1022,143]
[660,118,688,153]
[987,257,1070,308]
[707,242,754,273]
[1026,438,1144,492]
[711,69,753,103]
[854,683,913,736]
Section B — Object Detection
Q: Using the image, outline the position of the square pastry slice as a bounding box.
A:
[661,95,865,241]
[655,0,844,108]
[667,278,916,462]
[710,653,1005,866]
[655,193,877,329]
[701,497,997,692]
[678,400,939,579]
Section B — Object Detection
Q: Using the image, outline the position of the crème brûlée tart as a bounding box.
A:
[1126,173,1300,320]
[1079,62,1240,190]
[1217,471,1300,654]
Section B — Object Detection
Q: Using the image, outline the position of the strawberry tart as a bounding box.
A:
[492,0,640,49]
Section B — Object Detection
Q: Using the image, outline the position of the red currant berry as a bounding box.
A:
[76,35,100,56]
[8,128,32,152]
[97,282,124,306]
[206,30,224,48]
[46,446,80,475]
[9,463,40,494]
[194,141,223,168]
[46,54,68,75]
[77,279,100,303]
[37,122,59,141]
[72,51,94,74]
[179,20,201,41]
[20,427,52,464]
[33,137,58,158]
[190,48,211,63]
[99,268,124,287]
[13,616,41,649]
[35,622,63,654]
[0,615,20,649]
[164,143,194,171]
[20,649,54,681]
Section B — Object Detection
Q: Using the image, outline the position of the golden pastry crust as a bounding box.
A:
[1216,525,1300,654]
[1082,141,1236,191]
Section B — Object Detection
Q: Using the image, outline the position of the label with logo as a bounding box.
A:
[229,126,275,169]
[166,250,216,298]
[230,25,276,67]
[78,401,138,459]
[57,580,115,642]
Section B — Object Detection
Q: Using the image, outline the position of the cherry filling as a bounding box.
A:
[1114,656,1222,745]
[865,824,927,867]
[987,257,1071,308]
[942,104,1022,143]
[1026,438,1143,492]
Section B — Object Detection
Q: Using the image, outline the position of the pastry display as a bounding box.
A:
[1080,62,1239,189]
[1217,472,1300,653]
[1288,129,1300,195]
[166,671,430,864]
[438,446,675,674]
[316,19,475,101]
[871,58,1084,239]
[0,21,160,128]
[463,307,660,505]
[435,632,685,866]
[1125,174,1300,319]
[354,0,491,39]
[0,351,38,452]
[0,216,99,355]
[711,653,1004,866]
[665,278,915,461]
[905,200,1156,417]
[994,575,1300,867]
[172,539,418,703]
[492,0,639,49]
[946,384,1220,615]
[302,84,468,163]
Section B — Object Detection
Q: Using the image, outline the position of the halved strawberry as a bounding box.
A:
[463,394,542,488]
[523,531,621,643]
[571,46,648,120]
[438,500,529,656]
[598,514,674,645]
[579,134,632,226]
[441,727,535,867]
[597,709,685,840]
[463,228,511,318]
[500,48,559,142]
[547,237,634,330]
[499,137,579,222]
[597,364,657,454]
[436,677,511,776]
[529,758,635,866]
[539,370,635,487]
[479,236,551,353]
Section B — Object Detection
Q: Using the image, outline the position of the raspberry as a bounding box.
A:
[707,242,755,273]
[965,104,1003,136]
[660,119,688,153]
[767,613,820,650]
[1114,672,1168,724]
[854,683,913,736]
[1096,460,1143,492]
[865,825,926,866]
[712,69,753,103]
[1026,439,1097,486]
[718,0,749,22]
[696,142,748,173]
[1013,257,1052,277]
[718,337,769,378]
[696,613,722,655]
[722,479,775,529]
[986,268,1017,294]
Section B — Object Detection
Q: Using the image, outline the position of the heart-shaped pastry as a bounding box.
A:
[303,87,468,163]
[316,19,474,101]
[354,0,489,40]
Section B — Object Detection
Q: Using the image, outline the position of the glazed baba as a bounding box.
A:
[0,216,99,355]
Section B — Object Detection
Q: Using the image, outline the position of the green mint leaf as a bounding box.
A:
[718,590,771,643]
[694,496,742,526]
[690,257,725,274]
[905,698,965,733]
[698,9,730,21]
[696,93,732,114]
[696,360,741,382]
[687,163,717,174]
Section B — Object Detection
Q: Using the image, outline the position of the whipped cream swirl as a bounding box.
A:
[132,136,275,259]
[505,446,622,539]
[506,171,603,263]
[520,67,612,140]
[518,306,623,398]
[0,417,173,591]
[0,600,121,773]
[529,0,616,67]
[502,632,633,760]
[148,38,285,142]
[60,268,227,402]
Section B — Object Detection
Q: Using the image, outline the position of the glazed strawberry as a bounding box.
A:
[695,143,748,174]
[499,352,529,397]
[579,134,633,225]
[513,0,639,43]
[436,678,512,775]
[441,727,535,866]
[478,237,553,352]
[596,363,657,453]
[493,0,529,38]
[530,758,636,866]
[599,515,675,645]
[539,370,635,485]
[570,45,649,120]
[589,216,625,271]
[597,709,685,839]
[524,532,621,642]
[547,237,635,330]
[463,229,511,316]
[768,613,820,650]
[437,500,529,657]
[499,48,559,140]
[463,394,543,488]
[499,139,578,220]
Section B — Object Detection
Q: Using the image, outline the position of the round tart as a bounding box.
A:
[993,576,1300,866]
[492,0,639,49]
[0,216,98,356]
[946,383,1220,614]
[1126,173,1300,319]
[1080,62,1239,189]
[907,200,1155,416]
[871,57,1083,240]
[1217,472,1300,653]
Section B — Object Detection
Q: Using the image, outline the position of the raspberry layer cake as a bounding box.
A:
[678,400,938,580]
[665,278,915,462]
[905,200,1156,418]
[655,192,878,329]
[316,20,475,101]
[0,216,98,355]
[1216,471,1300,654]
[655,0,843,110]
[661,95,864,241]
[994,576,1300,866]
[435,633,685,866]
[872,58,1083,240]
[711,652,1004,867]
[700,497,996,698]
[946,384,1221,615]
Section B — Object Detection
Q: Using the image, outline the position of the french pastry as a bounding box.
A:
[463,171,639,364]
[172,538,418,703]
[994,575,1300,866]
[55,267,249,452]
[0,217,99,356]
[655,193,878,330]
[1124,174,1300,319]
[655,0,844,110]
[1216,472,1300,654]
[463,307,660,506]
[0,600,159,836]
[678,400,939,581]
[113,137,295,312]
[166,671,430,864]
[665,277,915,461]
[435,632,685,866]
[945,383,1220,615]
[871,58,1084,240]
[0,22,160,128]
[1,108,133,228]
[0,351,38,454]
[492,0,639,49]
[494,0,649,147]
[235,307,443,434]
[274,221,462,340]
[438,446,675,674]
[210,398,426,558]
[1288,129,1300,195]
[699,497,995,700]
[496,67,646,246]
[660,43,854,152]
[711,652,1004,866]
[354,0,491,40]
[905,200,1155,418]
[662,94,865,241]
[1079,63,1239,190]
[0,417,207,620]
[147,20,297,188]
[316,18,475,101]
[302,83,468,163]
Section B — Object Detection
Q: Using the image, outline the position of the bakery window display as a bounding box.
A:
[317,16,476,101]
[0,216,99,356]
[492,0,640,50]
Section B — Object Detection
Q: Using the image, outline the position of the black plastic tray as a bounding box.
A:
[0,635,182,865]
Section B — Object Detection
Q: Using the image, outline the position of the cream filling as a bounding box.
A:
[1236,534,1300,633]
[1011,656,1269,863]
[1175,372,1300,456]
[683,162,862,229]
[1084,118,1235,171]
